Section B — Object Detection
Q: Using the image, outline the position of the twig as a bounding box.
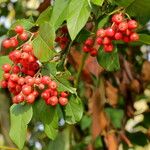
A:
[120,132,133,147]
[0,146,18,150]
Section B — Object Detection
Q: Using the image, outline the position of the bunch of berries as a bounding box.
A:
[0,25,69,106]
[96,13,139,52]
[82,38,98,57]
[55,26,69,50]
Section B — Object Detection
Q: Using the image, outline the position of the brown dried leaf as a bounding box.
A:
[142,61,150,81]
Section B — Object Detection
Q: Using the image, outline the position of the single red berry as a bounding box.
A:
[85,38,94,46]
[130,33,139,41]
[38,83,45,90]
[118,22,128,31]
[12,66,20,74]
[90,48,98,57]
[0,80,7,88]
[12,50,21,60]
[41,91,50,100]
[96,37,103,45]
[34,77,41,84]
[47,96,58,106]
[18,77,25,85]
[123,36,130,42]
[124,29,131,36]
[16,85,22,93]
[41,76,51,84]
[14,25,24,34]
[104,44,114,52]
[83,45,90,52]
[26,77,35,86]
[22,44,33,53]
[105,28,115,37]
[10,37,18,47]
[2,39,11,49]
[103,37,111,45]
[128,20,138,29]
[3,73,10,80]
[112,13,123,24]
[96,29,106,37]
[10,74,19,82]
[8,80,16,88]
[2,64,11,73]
[114,32,123,40]
[19,32,28,41]
[16,94,24,102]
[32,91,39,98]
[28,55,36,63]
[26,94,35,104]
[32,62,39,71]
[49,81,57,90]
[12,96,18,104]
[27,70,35,77]
[22,85,32,95]
[21,52,29,60]
[59,97,68,106]
[61,92,69,97]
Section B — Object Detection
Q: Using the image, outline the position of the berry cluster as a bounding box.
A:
[0,25,69,106]
[82,38,98,57]
[55,26,69,50]
[96,13,139,52]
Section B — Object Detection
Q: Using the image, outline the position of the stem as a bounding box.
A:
[0,146,18,150]
[107,7,124,16]
[125,13,131,20]
[75,52,88,88]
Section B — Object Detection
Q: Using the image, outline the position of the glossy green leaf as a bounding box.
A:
[0,56,13,80]
[9,104,33,149]
[65,95,83,124]
[98,15,110,28]
[105,108,124,128]
[97,47,120,71]
[50,0,69,30]
[139,34,150,45]
[67,0,91,40]
[36,7,52,25]
[32,22,56,62]
[91,0,104,6]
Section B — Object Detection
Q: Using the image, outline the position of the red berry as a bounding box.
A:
[32,91,39,98]
[103,37,111,45]
[55,37,61,42]
[104,44,114,52]
[114,32,123,40]
[85,38,94,46]
[83,45,90,52]
[14,25,24,34]
[10,74,19,82]
[2,39,11,49]
[26,94,35,104]
[96,37,103,45]
[12,66,20,74]
[34,78,41,84]
[38,83,45,90]
[59,97,68,106]
[18,77,25,85]
[21,52,29,60]
[47,96,58,106]
[118,22,128,31]
[90,48,98,57]
[3,73,10,80]
[12,96,18,104]
[96,29,106,37]
[49,81,57,90]
[2,64,11,72]
[22,85,32,95]
[16,94,24,102]
[26,77,35,86]
[8,80,16,88]
[105,28,115,37]
[123,36,130,43]
[22,44,33,53]
[19,32,28,41]
[28,55,36,63]
[41,92,50,100]
[112,13,123,24]
[41,76,51,84]
[0,80,7,88]
[128,20,138,29]
[27,70,35,77]
[61,92,68,97]
[130,33,139,41]
[10,37,18,47]
[12,50,21,60]
[124,29,131,36]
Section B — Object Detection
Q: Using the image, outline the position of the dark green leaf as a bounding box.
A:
[36,7,52,25]
[0,56,13,80]
[50,0,69,30]
[105,108,124,128]
[98,15,110,28]
[65,95,83,124]
[91,0,104,6]
[80,115,92,130]
[32,22,56,62]
[67,0,91,40]
[76,29,91,42]
[97,47,120,71]
[114,0,135,7]
[9,104,33,149]
[139,34,150,45]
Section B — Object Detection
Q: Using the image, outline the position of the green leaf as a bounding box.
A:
[91,0,104,6]
[9,104,33,149]
[10,19,35,30]
[42,62,77,94]
[67,0,91,40]
[36,7,52,25]
[34,100,58,140]
[115,0,150,24]
[50,0,69,30]
[97,47,120,71]
[98,15,110,28]
[76,29,91,42]
[65,95,83,124]
[0,56,13,80]
[80,115,92,130]
[105,108,124,128]
[32,22,56,62]
[139,34,150,45]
